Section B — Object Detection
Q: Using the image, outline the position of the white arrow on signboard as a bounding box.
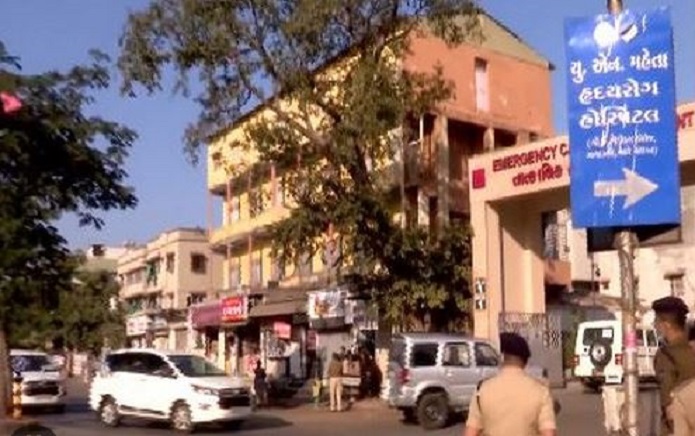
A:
[593,168,659,209]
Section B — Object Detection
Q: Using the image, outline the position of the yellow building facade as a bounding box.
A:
[204,14,557,381]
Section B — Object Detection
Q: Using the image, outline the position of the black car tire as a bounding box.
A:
[417,393,449,430]
[171,402,195,433]
[588,340,613,368]
[98,397,120,428]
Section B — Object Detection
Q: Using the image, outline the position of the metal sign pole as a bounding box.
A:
[605,1,639,432]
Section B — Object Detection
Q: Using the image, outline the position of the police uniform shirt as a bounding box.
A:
[466,366,556,436]
[672,378,695,436]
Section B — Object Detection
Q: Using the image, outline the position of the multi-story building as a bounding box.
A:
[204,12,554,380]
[117,228,223,350]
[467,103,695,386]
[78,244,127,273]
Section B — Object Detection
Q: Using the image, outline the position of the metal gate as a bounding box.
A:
[499,312,564,387]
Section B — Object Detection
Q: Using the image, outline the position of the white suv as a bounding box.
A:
[573,320,658,391]
[89,349,253,432]
[10,349,66,412]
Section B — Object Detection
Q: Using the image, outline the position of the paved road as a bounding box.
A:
[16,380,663,436]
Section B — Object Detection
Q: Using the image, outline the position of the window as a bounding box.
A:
[251,255,263,286]
[668,274,685,297]
[166,253,175,273]
[322,238,341,269]
[211,152,222,170]
[105,352,152,374]
[186,292,206,307]
[11,354,50,373]
[169,354,226,377]
[474,58,489,112]
[410,343,438,367]
[636,329,658,347]
[271,256,285,281]
[474,342,500,367]
[229,260,241,288]
[230,197,241,223]
[191,254,207,274]
[443,343,471,367]
[541,211,559,259]
[299,252,313,277]
[249,189,266,218]
[582,327,613,346]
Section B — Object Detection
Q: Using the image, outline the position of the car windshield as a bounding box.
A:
[11,354,50,373]
[168,355,226,377]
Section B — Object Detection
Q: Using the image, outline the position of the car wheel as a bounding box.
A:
[225,420,244,431]
[99,397,120,428]
[417,393,449,430]
[171,402,195,433]
[589,340,612,369]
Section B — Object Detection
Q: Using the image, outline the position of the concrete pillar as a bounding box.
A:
[516,130,531,146]
[217,330,226,370]
[472,203,504,344]
[483,127,495,152]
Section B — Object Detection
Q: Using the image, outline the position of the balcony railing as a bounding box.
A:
[210,206,291,247]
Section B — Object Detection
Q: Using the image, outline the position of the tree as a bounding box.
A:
[57,260,126,355]
[118,0,477,329]
[0,41,136,416]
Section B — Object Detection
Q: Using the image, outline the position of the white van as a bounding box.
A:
[573,320,658,391]
[89,349,253,432]
[10,349,66,411]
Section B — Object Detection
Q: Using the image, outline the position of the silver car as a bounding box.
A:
[386,333,547,430]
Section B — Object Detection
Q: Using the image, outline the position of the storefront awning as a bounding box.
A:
[249,299,306,318]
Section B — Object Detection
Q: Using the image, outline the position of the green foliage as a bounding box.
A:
[56,260,126,353]
[0,41,136,414]
[352,224,473,330]
[0,41,136,330]
[118,0,478,330]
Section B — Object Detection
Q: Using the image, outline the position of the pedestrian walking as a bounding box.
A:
[253,361,268,408]
[464,332,557,436]
[652,297,695,436]
[327,352,344,412]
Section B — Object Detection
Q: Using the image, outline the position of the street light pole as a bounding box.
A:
[606,1,639,433]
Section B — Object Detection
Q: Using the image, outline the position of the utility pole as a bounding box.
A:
[606,0,639,432]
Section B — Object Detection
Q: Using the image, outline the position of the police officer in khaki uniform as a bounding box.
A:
[652,296,695,436]
[464,332,556,436]
[671,377,695,436]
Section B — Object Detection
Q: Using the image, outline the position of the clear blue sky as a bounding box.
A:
[1,0,693,249]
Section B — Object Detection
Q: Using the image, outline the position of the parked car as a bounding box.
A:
[89,349,253,433]
[385,333,548,430]
[573,319,658,391]
[10,349,66,412]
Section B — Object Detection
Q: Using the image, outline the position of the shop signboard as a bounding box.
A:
[308,288,349,330]
[126,314,151,337]
[308,289,347,319]
[273,321,292,340]
[565,7,680,228]
[221,296,248,324]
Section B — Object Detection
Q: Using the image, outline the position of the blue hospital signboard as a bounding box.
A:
[565,6,680,228]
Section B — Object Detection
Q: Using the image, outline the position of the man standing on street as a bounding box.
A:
[464,332,556,436]
[327,352,344,412]
[652,296,695,436]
